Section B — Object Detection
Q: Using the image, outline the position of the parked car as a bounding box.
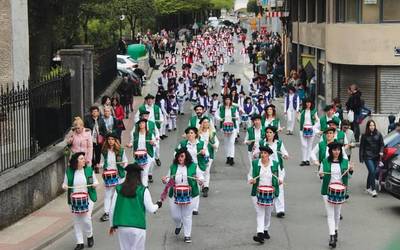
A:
[117,55,137,70]
[381,130,400,197]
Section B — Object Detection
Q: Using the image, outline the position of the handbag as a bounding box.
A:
[97,134,105,144]
[347,110,354,123]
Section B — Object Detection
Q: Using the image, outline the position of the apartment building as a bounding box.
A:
[289,0,400,114]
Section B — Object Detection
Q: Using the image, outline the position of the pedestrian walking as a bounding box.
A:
[345,84,363,142]
[65,117,93,166]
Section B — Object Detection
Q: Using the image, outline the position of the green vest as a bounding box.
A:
[138,104,161,128]
[112,185,146,229]
[206,131,218,159]
[168,163,200,198]
[262,117,280,129]
[259,139,284,170]
[300,109,317,131]
[133,130,154,157]
[102,148,126,178]
[66,166,97,204]
[318,140,328,163]
[321,159,349,195]
[176,139,207,171]
[219,105,238,128]
[189,116,200,128]
[322,130,346,145]
[320,115,341,131]
[250,159,280,197]
[246,126,266,152]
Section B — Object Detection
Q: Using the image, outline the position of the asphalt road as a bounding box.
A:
[44,39,400,250]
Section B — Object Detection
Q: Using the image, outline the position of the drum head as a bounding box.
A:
[175,185,190,191]
[71,192,88,199]
[258,186,274,192]
[135,150,147,156]
[329,183,346,191]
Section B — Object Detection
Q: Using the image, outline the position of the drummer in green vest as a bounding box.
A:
[318,142,353,248]
[247,146,281,244]
[138,108,162,167]
[321,119,349,147]
[161,148,204,243]
[215,95,240,165]
[109,163,162,250]
[299,98,319,166]
[317,105,341,135]
[262,104,282,131]
[62,152,98,250]
[188,104,215,129]
[175,127,208,215]
[244,115,265,165]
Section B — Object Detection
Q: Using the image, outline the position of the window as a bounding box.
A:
[346,0,360,22]
[317,0,326,23]
[336,0,346,22]
[299,0,307,22]
[291,0,298,21]
[308,0,316,22]
[381,0,400,22]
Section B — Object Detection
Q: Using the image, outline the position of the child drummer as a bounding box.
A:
[162,148,204,243]
[247,146,281,244]
[99,133,128,222]
[318,142,353,248]
[62,152,98,250]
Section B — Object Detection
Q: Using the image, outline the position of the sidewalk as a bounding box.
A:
[0,66,158,250]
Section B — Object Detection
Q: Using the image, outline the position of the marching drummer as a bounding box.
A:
[188,104,214,129]
[244,115,265,165]
[127,119,157,186]
[99,133,128,222]
[215,95,239,166]
[316,105,342,135]
[62,152,98,250]
[109,163,162,250]
[299,98,319,166]
[162,148,204,243]
[321,119,348,146]
[258,126,289,218]
[262,104,281,131]
[175,127,208,215]
[318,142,353,248]
[248,146,281,244]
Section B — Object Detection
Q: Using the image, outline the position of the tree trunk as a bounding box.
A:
[83,15,89,44]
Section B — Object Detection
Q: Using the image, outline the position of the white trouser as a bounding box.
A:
[323,195,342,235]
[300,131,315,161]
[203,159,213,188]
[252,197,273,233]
[160,120,167,136]
[247,152,254,168]
[117,227,146,250]
[73,200,94,244]
[104,186,116,214]
[169,196,199,237]
[155,142,160,159]
[140,157,154,187]
[274,168,286,213]
[177,97,185,113]
[224,130,237,158]
[168,116,177,130]
[286,109,296,132]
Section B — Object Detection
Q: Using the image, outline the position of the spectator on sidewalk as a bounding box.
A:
[341,120,356,160]
[359,120,384,198]
[117,75,134,118]
[345,84,363,142]
[85,106,107,173]
[112,97,126,139]
[65,117,93,166]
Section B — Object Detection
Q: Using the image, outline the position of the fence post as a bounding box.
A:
[73,45,94,114]
[59,49,85,120]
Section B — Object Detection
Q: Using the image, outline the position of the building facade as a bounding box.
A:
[289,0,400,114]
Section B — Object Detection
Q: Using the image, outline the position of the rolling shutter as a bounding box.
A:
[380,67,400,114]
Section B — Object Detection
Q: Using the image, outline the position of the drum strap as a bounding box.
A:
[321,159,349,195]
[66,166,97,204]
[102,149,126,178]
[251,160,279,197]
[168,163,199,198]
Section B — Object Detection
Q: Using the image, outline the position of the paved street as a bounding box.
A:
[44,43,400,250]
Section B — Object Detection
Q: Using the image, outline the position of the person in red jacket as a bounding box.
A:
[112,97,126,139]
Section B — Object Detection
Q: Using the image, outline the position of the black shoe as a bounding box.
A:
[184,237,192,243]
[87,236,94,248]
[340,214,343,220]
[300,161,307,166]
[180,112,185,115]
[160,136,164,140]
[168,129,172,132]
[156,159,161,166]
[192,210,199,215]
[202,187,209,197]
[100,213,109,222]
[175,226,182,235]
[334,230,338,242]
[230,158,235,165]
[305,161,310,166]
[174,128,177,131]
[74,244,84,250]
[277,212,285,218]
[253,233,265,244]
[164,135,168,138]
[263,230,270,239]
[226,157,230,164]
[329,235,336,248]
[148,175,153,183]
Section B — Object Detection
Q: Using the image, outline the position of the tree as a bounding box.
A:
[247,0,259,14]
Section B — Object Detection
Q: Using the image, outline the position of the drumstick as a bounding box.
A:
[66,184,94,189]
[252,173,280,181]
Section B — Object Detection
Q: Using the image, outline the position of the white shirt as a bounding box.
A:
[175,164,189,185]
[224,107,233,122]
[304,110,312,125]
[100,150,128,170]
[330,162,343,184]
[63,168,99,193]
[248,160,273,186]
[138,133,147,150]
[186,140,199,163]
[177,83,186,97]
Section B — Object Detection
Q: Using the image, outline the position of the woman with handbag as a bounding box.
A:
[65,117,93,166]
[345,84,362,142]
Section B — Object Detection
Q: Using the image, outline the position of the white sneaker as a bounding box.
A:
[371,190,378,197]
[365,188,372,194]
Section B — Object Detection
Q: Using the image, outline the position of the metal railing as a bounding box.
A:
[94,46,117,98]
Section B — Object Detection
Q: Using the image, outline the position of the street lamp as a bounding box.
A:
[119,14,125,39]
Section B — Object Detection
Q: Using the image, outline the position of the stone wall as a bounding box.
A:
[0,0,13,88]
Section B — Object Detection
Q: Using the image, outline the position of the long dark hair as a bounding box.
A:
[173,148,194,166]
[69,152,85,170]
[120,163,142,198]
[365,120,377,135]
[265,127,279,141]
[327,146,344,163]
[302,98,314,110]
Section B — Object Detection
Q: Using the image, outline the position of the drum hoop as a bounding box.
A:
[71,192,89,198]
[328,182,346,189]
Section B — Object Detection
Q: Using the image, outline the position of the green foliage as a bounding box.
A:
[247,0,259,14]
[210,0,234,10]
